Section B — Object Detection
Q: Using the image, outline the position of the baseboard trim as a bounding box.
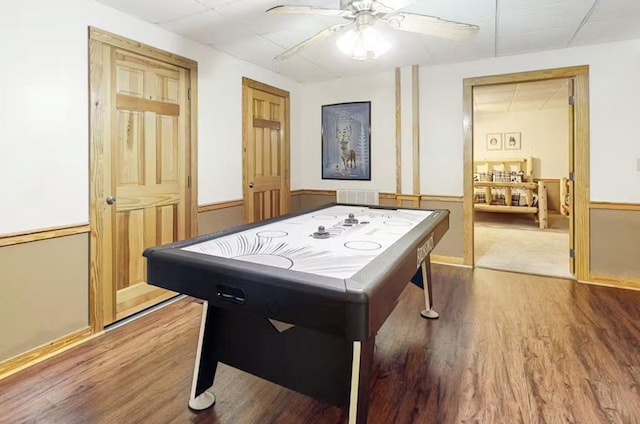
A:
[421,195,464,203]
[197,200,243,213]
[290,189,336,197]
[0,327,99,381]
[431,255,469,267]
[581,274,640,291]
[590,202,640,211]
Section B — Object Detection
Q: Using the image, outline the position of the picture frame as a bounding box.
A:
[504,132,522,150]
[486,133,502,151]
[321,101,371,180]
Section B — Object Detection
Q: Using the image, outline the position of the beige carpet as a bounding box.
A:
[474,212,574,279]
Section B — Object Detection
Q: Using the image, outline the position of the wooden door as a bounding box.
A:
[567,79,576,275]
[90,32,195,327]
[242,78,290,223]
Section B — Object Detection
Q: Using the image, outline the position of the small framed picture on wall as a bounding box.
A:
[486,133,502,150]
[504,132,521,150]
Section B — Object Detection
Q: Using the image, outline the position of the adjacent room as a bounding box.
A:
[472,80,574,279]
[2,0,640,423]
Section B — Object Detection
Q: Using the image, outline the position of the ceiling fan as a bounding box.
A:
[266,0,480,61]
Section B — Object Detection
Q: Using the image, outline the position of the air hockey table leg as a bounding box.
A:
[188,301,218,411]
[420,256,439,319]
[347,338,375,424]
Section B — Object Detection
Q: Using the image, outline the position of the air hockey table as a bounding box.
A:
[143,203,449,424]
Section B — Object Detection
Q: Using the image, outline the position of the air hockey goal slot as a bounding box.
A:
[216,284,246,304]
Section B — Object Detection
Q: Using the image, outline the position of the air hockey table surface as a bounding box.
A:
[143,202,450,423]
[144,203,449,339]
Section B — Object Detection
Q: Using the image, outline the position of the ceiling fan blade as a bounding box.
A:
[274,24,349,60]
[390,12,479,41]
[372,0,417,14]
[266,5,353,18]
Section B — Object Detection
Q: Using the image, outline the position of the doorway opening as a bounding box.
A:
[463,66,590,281]
[472,79,573,278]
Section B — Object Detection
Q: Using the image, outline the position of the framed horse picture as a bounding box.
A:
[321,101,371,180]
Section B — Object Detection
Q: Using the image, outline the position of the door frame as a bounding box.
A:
[241,77,291,223]
[88,27,199,332]
[462,65,590,281]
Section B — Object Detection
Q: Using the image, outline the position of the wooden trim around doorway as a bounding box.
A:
[463,65,590,281]
[89,27,197,70]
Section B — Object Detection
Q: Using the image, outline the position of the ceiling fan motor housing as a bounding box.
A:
[342,0,376,12]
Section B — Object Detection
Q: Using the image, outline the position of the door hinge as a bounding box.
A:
[187,175,191,188]
[569,172,574,181]
[568,95,575,105]
[570,249,575,258]
[188,88,192,100]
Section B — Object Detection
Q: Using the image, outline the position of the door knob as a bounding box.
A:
[249,182,254,188]
[106,196,116,205]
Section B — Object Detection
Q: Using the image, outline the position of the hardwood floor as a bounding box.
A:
[2,265,640,424]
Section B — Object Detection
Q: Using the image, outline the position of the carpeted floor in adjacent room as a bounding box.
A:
[474,211,573,279]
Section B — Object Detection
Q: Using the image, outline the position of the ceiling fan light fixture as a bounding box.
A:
[336,23,390,60]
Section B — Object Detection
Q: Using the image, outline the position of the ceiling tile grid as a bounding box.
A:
[94,0,640,82]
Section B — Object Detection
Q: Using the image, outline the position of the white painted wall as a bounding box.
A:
[421,39,640,202]
[0,0,300,235]
[299,71,396,194]
[474,108,569,179]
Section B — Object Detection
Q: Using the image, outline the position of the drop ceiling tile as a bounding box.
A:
[196,0,245,8]
[588,0,640,21]
[97,0,207,24]
[570,16,640,46]
[510,99,547,111]
[429,38,495,63]
[476,104,510,113]
[214,34,286,67]
[499,0,594,36]
[270,56,340,83]
[159,10,256,45]
[499,0,581,14]
[401,0,496,21]
[498,27,575,55]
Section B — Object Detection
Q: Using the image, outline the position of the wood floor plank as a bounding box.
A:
[2,266,640,423]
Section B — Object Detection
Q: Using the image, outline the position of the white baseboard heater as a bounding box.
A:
[336,189,379,206]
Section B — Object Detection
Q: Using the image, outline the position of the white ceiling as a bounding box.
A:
[95,0,640,82]
[474,79,569,113]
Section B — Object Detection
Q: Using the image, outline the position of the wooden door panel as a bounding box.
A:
[116,209,146,291]
[157,115,179,183]
[116,111,145,186]
[154,73,180,103]
[116,65,144,98]
[244,81,290,223]
[112,48,185,321]
[90,31,197,330]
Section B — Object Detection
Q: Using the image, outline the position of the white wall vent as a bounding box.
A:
[336,189,379,206]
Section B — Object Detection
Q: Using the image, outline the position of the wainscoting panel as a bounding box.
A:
[590,208,640,280]
[197,204,244,236]
[421,200,464,258]
[291,193,336,213]
[0,234,89,363]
